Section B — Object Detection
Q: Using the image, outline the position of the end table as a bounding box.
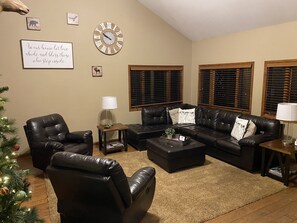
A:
[260,139,297,186]
[97,123,128,155]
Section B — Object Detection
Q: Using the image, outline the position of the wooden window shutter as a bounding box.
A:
[129,65,183,111]
[262,60,297,117]
[198,62,253,113]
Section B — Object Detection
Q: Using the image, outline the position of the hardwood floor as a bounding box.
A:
[19,145,297,223]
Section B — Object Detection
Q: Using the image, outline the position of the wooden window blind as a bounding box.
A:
[262,60,297,118]
[129,65,183,111]
[198,62,254,113]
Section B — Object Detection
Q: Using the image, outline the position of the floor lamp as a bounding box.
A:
[102,96,117,128]
[276,103,297,146]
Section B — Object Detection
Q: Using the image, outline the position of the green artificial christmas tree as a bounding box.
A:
[0,86,43,223]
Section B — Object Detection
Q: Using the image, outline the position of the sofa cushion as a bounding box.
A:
[216,137,241,156]
[180,125,229,146]
[63,143,90,155]
[127,124,172,140]
[231,117,249,140]
[215,110,240,133]
[179,125,203,138]
[142,107,167,126]
[196,107,219,129]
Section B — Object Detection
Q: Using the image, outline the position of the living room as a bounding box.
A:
[1,0,297,222]
[2,0,297,153]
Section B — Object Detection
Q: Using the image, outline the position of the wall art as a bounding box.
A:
[26,17,41,31]
[92,66,102,77]
[20,39,74,69]
[67,12,79,25]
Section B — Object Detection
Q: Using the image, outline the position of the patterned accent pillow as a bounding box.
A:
[169,108,180,125]
[178,108,196,124]
[244,120,257,138]
[231,117,249,140]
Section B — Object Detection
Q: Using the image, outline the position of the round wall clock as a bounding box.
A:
[93,22,124,55]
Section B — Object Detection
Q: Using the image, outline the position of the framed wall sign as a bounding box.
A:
[20,40,74,69]
[26,17,41,31]
[67,12,79,25]
[92,66,102,77]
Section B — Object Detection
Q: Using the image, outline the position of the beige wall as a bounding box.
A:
[191,20,297,116]
[0,0,192,153]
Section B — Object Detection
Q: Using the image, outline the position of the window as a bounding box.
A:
[198,62,254,113]
[129,65,183,111]
[262,60,297,118]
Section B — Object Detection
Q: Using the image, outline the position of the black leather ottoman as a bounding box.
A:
[147,137,206,173]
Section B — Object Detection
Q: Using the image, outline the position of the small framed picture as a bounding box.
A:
[26,17,41,31]
[92,66,102,77]
[67,12,79,25]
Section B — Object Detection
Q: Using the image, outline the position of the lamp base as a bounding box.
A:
[282,136,293,146]
[104,124,112,129]
[103,109,114,129]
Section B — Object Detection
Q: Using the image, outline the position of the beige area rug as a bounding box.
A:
[45,151,286,223]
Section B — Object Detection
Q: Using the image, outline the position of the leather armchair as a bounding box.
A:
[47,152,156,223]
[24,113,93,171]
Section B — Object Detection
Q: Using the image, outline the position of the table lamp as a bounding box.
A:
[276,103,297,146]
[102,96,117,128]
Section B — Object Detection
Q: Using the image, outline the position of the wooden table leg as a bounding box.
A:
[118,130,122,142]
[266,150,275,175]
[103,132,107,155]
[98,129,102,151]
[274,152,290,186]
[283,154,290,186]
[261,148,266,176]
[123,129,127,151]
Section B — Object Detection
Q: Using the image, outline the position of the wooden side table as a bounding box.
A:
[97,123,128,155]
[260,139,297,186]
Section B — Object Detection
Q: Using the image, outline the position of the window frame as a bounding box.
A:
[128,65,183,111]
[262,59,297,118]
[198,62,254,114]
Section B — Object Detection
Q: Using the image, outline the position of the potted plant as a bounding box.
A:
[165,127,175,139]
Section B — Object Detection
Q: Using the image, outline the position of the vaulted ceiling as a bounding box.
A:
[138,0,297,41]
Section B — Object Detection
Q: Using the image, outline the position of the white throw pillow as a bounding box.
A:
[169,108,179,125]
[178,108,196,124]
[231,117,249,140]
[243,120,257,138]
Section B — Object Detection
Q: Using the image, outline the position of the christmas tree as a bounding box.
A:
[0,86,43,223]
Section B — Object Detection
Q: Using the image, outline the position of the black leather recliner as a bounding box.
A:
[24,113,93,171]
[46,152,156,223]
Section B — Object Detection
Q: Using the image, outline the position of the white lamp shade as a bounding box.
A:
[276,103,297,121]
[102,96,117,109]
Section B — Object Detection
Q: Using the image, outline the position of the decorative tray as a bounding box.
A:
[161,134,191,146]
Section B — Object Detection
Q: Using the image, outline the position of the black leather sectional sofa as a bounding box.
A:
[127,104,281,172]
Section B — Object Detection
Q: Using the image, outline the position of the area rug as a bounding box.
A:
[45,151,286,223]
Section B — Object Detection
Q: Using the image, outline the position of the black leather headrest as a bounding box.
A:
[142,107,167,126]
[26,113,69,141]
[50,151,118,175]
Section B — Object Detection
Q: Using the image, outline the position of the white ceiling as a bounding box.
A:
[138,0,297,41]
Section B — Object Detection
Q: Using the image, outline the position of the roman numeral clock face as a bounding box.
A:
[93,22,124,55]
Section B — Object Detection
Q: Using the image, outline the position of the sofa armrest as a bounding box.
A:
[128,167,156,201]
[44,141,64,152]
[238,134,277,147]
[67,130,92,143]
